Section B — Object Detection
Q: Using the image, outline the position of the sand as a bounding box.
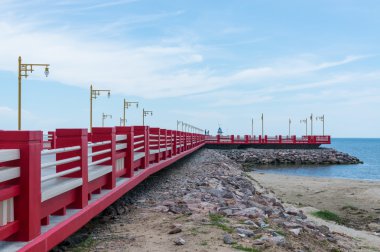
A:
[252,172,380,251]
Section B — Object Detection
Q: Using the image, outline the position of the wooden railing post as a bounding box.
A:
[173,131,177,155]
[167,130,172,158]
[0,131,42,241]
[115,126,134,178]
[55,129,89,209]
[48,131,56,149]
[92,127,116,189]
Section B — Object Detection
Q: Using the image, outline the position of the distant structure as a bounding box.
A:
[217,125,223,135]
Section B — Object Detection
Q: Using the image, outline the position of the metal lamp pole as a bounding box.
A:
[123,99,138,126]
[310,113,313,136]
[142,109,153,126]
[90,85,111,132]
[120,117,126,126]
[251,118,254,138]
[288,118,291,137]
[102,113,112,127]
[18,56,50,130]
[316,115,325,136]
[261,113,264,137]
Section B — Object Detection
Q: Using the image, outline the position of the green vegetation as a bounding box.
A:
[232,244,260,252]
[312,210,343,224]
[208,213,234,233]
[200,240,208,246]
[71,236,96,252]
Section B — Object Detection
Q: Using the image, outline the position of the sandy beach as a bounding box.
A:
[252,172,380,230]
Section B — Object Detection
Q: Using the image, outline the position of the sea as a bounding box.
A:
[255,138,380,181]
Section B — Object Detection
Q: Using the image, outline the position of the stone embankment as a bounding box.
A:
[218,148,362,167]
[58,149,355,252]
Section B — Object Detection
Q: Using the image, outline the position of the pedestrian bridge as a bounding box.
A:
[0,126,330,252]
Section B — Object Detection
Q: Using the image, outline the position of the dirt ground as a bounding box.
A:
[252,172,380,231]
[62,150,352,252]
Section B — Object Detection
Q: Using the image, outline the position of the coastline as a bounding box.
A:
[251,172,380,232]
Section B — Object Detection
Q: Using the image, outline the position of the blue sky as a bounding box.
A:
[0,0,379,137]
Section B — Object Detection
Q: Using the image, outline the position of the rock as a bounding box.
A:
[234,207,265,218]
[244,220,259,227]
[368,223,380,232]
[152,205,169,212]
[168,227,182,234]
[236,228,255,237]
[174,237,186,245]
[317,225,330,235]
[283,222,302,229]
[223,234,234,244]
[289,228,302,236]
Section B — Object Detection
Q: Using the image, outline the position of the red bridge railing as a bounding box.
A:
[0,128,331,251]
[0,127,205,249]
[205,135,331,145]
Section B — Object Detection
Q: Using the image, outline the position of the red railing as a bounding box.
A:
[205,135,331,145]
[0,126,206,250]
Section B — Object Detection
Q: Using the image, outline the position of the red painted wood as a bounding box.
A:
[0,131,42,241]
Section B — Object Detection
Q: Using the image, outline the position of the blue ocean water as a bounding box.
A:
[256,138,380,181]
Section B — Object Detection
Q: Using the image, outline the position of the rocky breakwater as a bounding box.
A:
[60,149,355,251]
[219,148,362,168]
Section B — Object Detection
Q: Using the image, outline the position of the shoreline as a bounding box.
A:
[251,172,380,233]
[253,168,380,182]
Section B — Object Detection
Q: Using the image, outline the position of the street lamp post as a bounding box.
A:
[17,56,50,130]
[316,115,325,136]
[142,109,153,126]
[310,113,314,136]
[90,85,111,132]
[289,118,291,137]
[261,113,264,137]
[251,118,254,138]
[177,120,182,131]
[300,118,308,136]
[120,117,126,126]
[123,99,138,126]
[102,113,112,127]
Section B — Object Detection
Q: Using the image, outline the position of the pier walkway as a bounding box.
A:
[0,126,330,251]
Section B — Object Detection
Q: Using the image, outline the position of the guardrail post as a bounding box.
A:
[279,135,282,144]
[115,126,134,178]
[92,127,116,189]
[55,129,89,209]
[264,135,268,144]
[167,130,172,158]
[161,129,167,160]
[217,135,220,144]
[231,135,234,143]
[0,131,42,241]
[244,135,249,144]
[173,131,177,155]
[48,131,56,149]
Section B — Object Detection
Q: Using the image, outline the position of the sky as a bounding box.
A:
[0,0,379,137]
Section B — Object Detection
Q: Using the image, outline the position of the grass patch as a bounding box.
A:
[208,213,234,233]
[71,236,96,252]
[312,210,343,224]
[232,244,260,252]
[200,240,208,246]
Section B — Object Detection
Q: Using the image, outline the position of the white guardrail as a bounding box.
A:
[0,149,20,226]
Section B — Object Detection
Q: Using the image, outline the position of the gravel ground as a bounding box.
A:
[54,149,358,252]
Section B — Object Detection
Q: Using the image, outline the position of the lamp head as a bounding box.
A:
[108,91,111,98]
[44,66,49,77]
